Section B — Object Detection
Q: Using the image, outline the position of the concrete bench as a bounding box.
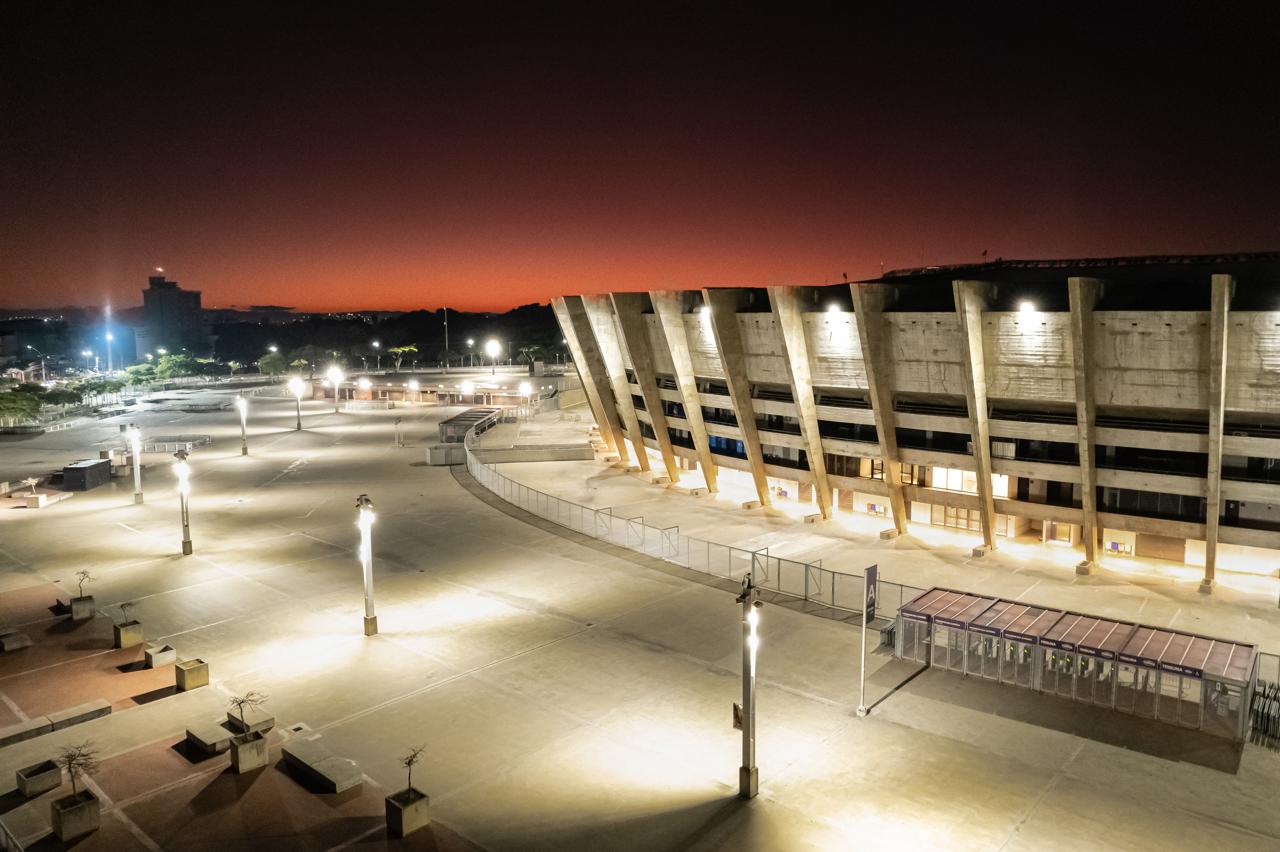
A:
[48,699,111,731]
[0,630,32,652]
[185,720,233,754]
[282,737,362,794]
[0,717,53,748]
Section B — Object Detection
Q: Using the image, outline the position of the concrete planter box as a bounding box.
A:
[227,706,274,735]
[176,658,209,691]
[230,732,268,774]
[16,760,61,797]
[26,494,48,509]
[70,595,95,621]
[51,791,100,841]
[145,644,176,668]
[386,788,431,838]
[113,621,144,648]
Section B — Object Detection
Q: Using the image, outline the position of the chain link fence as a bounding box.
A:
[465,426,922,618]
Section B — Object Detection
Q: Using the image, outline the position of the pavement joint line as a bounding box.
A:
[83,774,165,852]
[313,624,599,736]
[0,688,29,722]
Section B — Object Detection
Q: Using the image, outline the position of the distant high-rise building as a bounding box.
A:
[142,273,205,353]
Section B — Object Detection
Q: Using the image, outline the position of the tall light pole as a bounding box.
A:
[327,365,344,414]
[173,450,193,555]
[519,381,532,421]
[235,396,249,455]
[736,573,761,799]
[24,345,47,382]
[466,338,474,368]
[372,340,381,371]
[287,377,305,430]
[356,494,377,636]
[128,425,143,504]
[485,339,500,376]
[407,379,420,402]
[105,332,115,373]
[443,309,449,374]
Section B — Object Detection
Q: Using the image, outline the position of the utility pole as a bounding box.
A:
[443,308,450,374]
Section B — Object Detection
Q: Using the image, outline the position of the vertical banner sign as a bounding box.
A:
[857,563,878,718]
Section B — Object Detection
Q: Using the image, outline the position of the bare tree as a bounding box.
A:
[58,742,99,797]
[75,569,94,598]
[117,601,134,626]
[228,691,268,730]
[22,476,38,496]
[400,744,426,791]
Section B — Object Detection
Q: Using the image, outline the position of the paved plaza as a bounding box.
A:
[0,389,1278,849]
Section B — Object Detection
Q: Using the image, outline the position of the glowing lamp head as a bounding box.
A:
[355,494,376,530]
[326,365,344,385]
[371,340,380,349]
[287,377,306,399]
[466,338,474,346]
[746,605,760,630]
[1019,301,1036,314]
[408,379,420,391]
[357,377,372,390]
[699,305,711,318]
[484,339,501,359]
[461,380,475,396]
[172,450,191,496]
[827,303,840,314]
[518,381,532,396]
[157,348,167,355]
[106,332,114,341]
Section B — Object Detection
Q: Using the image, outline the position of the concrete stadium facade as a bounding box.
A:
[552,253,1280,592]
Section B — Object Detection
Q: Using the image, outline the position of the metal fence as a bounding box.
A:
[464,424,922,619]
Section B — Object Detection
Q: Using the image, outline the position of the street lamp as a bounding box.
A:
[461,380,475,403]
[173,450,193,555]
[518,381,532,420]
[268,344,278,353]
[372,340,381,371]
[24,345,47,382]
[736,573,761,799]
[356,494,377,636]
[407,379,420,402]
[287,376,306,430]
[235,396,249,455]
[466,338,474,367]
[485,339,500,375]
[105,331,114,373]
[127,425,143,504]
[327,365,344,413]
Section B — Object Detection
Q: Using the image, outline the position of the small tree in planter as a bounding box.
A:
[228,691,270,774]
[70,569,95,621]
[22,476,39,496]
[51,742,100,841]
[386,744,431,838]
[113,601,144,648]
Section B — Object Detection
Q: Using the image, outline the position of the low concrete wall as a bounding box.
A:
[472,445,594,464]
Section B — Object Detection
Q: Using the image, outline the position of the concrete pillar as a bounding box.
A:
[1067,277,1102,574]
[580,294,651,472]
[702,288,771,507]
[611,293,681,483]
[650,291,719,492]
[849,283,909,533]
[766,286,834,519]
[952,280,998,551]
[555,296,630,465]
[1203,274,1233,593]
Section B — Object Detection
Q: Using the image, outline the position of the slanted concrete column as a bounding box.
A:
[650,291,719,492]
[767,286,833,519]
[555,296,630,465]
[580,295,651,472]
[1203,274,1234,593]
[1067,277,1102,574]
[702,288,771,507]
[611,292,680,483]
[952,280,998,551]
[849,282,908,533]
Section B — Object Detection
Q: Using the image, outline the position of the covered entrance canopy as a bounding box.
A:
[895,586,1257,740]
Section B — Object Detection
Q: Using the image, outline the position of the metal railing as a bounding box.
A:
[464,424,923,618]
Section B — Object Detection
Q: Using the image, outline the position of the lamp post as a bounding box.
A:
[485,339,500,376]
[394,416,404,447]
[173,450,193,555]
[105,331,114,373]
[24,345,47,382]
[372,340,381,371]
[466,338,474,368]
[235,395,248,455]
[287,376,305,430]
[407,379,420,402]
[519,380,532,421]
[128,425,143,504]
[327,365,344,414]
[736,573,761,799]
[461,380,475,404]
[356,494,377,636]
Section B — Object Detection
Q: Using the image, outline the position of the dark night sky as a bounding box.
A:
[2,5,1278,312]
